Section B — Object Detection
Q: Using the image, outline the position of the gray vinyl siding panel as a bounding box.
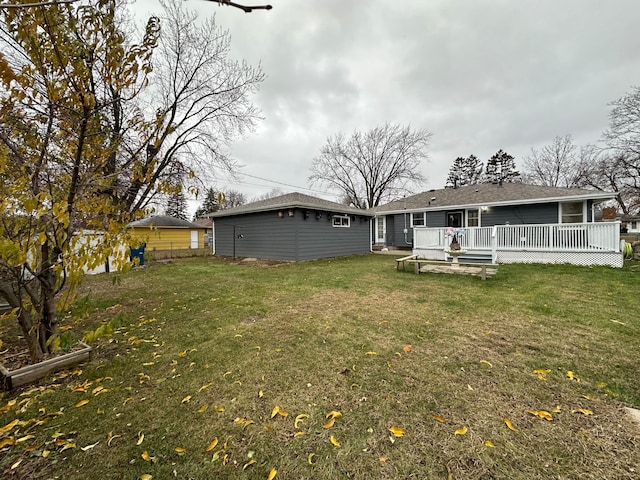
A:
[386,216,395,245]
[481,203,558,226]
[389,213,412,247]
[214,209,371,261]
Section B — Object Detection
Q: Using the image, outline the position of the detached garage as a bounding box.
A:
[208,192,373,261]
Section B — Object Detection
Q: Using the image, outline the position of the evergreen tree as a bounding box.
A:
[165,190,188,220]
[194,188,220,219]
[445,155,484,188]
[484,150,520,183]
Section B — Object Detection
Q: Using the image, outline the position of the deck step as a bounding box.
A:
[445,252,492,264]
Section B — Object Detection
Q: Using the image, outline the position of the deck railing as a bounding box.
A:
[413,222,621,252]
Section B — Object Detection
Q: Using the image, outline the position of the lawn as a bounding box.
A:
[1,254,639,479]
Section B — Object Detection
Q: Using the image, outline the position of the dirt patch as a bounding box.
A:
[625,406,640,430]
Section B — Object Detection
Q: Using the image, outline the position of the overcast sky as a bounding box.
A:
[133,0,640,210]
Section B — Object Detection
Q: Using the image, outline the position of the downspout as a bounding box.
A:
[370,215,373,252]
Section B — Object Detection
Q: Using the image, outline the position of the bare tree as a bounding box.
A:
[251,188,284,202]
[523,135,580,187]
[309,123,431,209]
[111,0,265,215]
[604,85,640,157]
[219,189,247,209]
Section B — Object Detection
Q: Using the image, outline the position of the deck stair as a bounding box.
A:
[445,252,492,264]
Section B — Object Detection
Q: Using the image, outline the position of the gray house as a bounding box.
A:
[373,183,622,267]
[208,192,373,261]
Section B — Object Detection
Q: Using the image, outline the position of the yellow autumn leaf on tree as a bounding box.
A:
[206,438,218,452]
[330,435,341,447]
[388,426,406,437]
[267,468,277,480]
[75,399,89,408]
[294,414,309,429]
[454,427,468,436]
[504,418,517,431]
[572,408,594,415]
[528,410,553,421]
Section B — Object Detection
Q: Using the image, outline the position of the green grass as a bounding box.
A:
[1,255,639,479]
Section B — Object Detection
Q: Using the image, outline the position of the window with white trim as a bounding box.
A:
[467,209,479,227]
[332,215,350,228]
[560,201,584,224]
[411,212,426,227]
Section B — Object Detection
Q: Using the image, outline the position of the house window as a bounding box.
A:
[561,201,584,224]
[467,209,479,227]
[411,212,426,227]
[447,211,463,228]
[332,215,350,228]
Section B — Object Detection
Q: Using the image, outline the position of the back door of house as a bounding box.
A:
[190,230,198,249]
[375,217,386,243]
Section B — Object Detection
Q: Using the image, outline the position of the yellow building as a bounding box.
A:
[128,215,208,259]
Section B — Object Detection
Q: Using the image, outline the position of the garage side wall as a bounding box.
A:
[214,209,371,261]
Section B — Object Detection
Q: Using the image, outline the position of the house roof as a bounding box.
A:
[129,215,205,228]
[208,192,374,218]
[373,183,617,214]
[192,218,213,228]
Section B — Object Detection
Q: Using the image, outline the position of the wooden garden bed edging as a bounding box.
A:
[0,342,92,390]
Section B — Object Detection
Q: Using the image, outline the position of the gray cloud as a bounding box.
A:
[133,0,640,202]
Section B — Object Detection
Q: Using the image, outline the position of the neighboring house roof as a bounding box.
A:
[192,218,213,228]
[208,192,374,218]
[129,215,205,228]
[373,183,616,215]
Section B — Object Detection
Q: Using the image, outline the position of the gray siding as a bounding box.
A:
[389,213,413,247]
[481,203,558,226]
[214,209,371,261]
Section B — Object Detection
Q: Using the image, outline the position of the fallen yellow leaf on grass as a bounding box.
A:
[294,414,309,429]
[243,459,256,470]
[175,446,185,454]
[81,441,99,451]
[533,368,551,375]
[379,455,388,462]
[11,459,22,470]
[197,405,208,413]
[136,432,144,445]
[504,418,517,431]
[141,451,153,462]
[326,410,342,419]
[572,408,594,415]
[271,405,288,418]
[267,468,277,480]
[199,382,213,392]
[140,475,152,480]
[431,414,446,423]
[75,399,89,408]
[0,437,15,448]
[214,405,225,412]
[552,405,562,413]
[181,395,191,404]
[322,417,336,429]
[454,427,468,436]
[294,431,305,437]
[365,351,377,355]
[528,410,553,421]
[16,434,35,443]
[0,419,20,434]
[403,345,412,353]
[388,426,406,437]
[480,360,493,368]
[566,371,580,381]
[484,440,495,448]
[205,438,218,452]
[330,435,341,447]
